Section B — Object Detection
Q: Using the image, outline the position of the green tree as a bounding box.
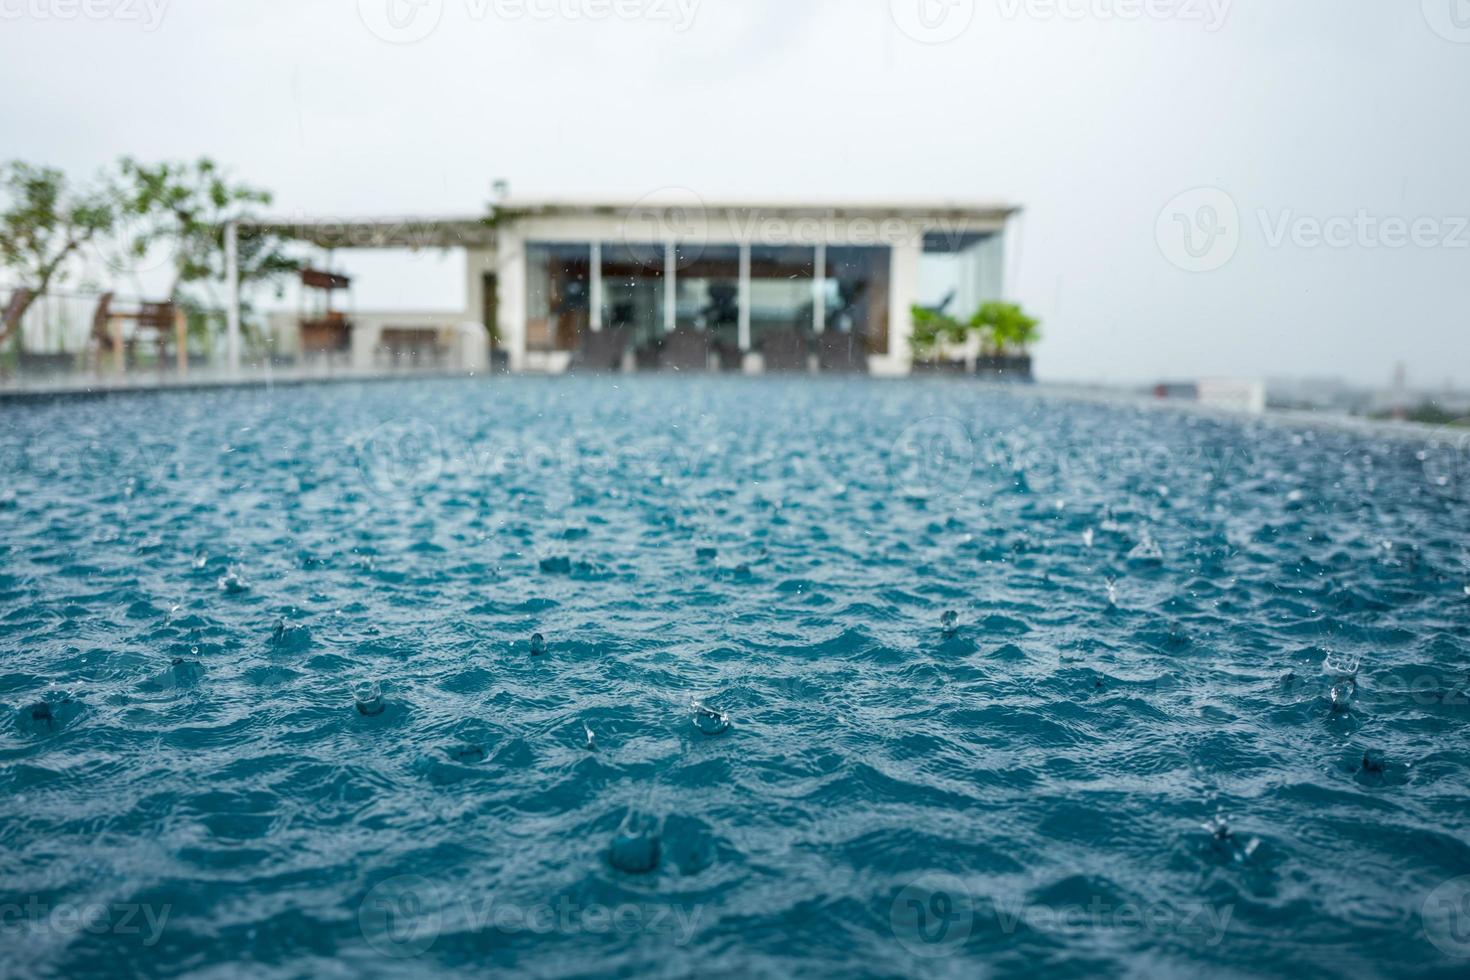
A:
[111,157,296,306]
[0,162,115,348]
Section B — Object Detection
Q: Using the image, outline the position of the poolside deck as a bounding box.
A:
[0,365,485,403]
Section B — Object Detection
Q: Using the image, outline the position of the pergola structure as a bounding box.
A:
[224,214,497,371]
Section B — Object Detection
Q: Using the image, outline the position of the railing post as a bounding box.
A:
[175,307,188,375]
[225,220,241,374]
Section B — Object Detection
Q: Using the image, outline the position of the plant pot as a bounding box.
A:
[974,353,1033,382]
[911,358,968,375]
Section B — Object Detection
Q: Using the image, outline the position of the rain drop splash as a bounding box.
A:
[1323,652,1359,714]
[529,633,548,657]
[1127,530,1164,564]
[27,700,54,730]
[1104,577,1119,607]
[170,657,203,687]
[1082,527,1095,549]
[217,567,250,594]
[451,743,486,764]
[583,723,596,750]
[18,689,81,735]
[1202,811,1260,861]
[353,680,386,717]
[691,699,731,736]
[609,811,661,874]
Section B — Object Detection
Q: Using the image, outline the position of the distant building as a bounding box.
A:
[248,196,1020,376]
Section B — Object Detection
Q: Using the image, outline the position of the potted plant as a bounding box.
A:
[969,301,1039,381]
[908,305,969,374]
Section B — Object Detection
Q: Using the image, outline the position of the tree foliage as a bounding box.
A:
[969,301,1040,354]
[0,162,115,344]
[111,157,296,304]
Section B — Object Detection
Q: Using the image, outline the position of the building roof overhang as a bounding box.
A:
[241,198,1020,250]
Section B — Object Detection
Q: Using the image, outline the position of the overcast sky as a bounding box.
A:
[3,0,1467,386]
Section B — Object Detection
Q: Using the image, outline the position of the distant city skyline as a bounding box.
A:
[3,0,1466,386]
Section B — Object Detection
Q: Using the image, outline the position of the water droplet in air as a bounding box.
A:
[1082,528,1095,549]
[1322,652,1360,680]
[583,723,596,750]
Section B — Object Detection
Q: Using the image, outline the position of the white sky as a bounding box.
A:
[3,0,1468,386]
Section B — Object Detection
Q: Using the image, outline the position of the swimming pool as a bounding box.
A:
[2,376,1468,977]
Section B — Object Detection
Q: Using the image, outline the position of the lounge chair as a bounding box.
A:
[659,326,713,372]
[758,329,811,373]
[570,325,629,373]
[817,331,868,374]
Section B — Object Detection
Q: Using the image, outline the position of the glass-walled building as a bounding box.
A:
[477,198,1017,375]
[240,198,1019,377]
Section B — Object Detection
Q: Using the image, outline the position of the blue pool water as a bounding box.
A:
[2,376,1469,978]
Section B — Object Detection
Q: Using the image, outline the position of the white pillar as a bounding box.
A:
[737,242,751,351]
[812,242,826,334]
[663,240,676,334]
[590,242,603,331]
[225,220,241,374]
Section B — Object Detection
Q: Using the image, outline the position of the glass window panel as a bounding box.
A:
[916,231,1004,322]
[600,240,666,351]
[823,246,891,355]
[525,242,591,352]
[673,244,741,352]
[748,245,815,349]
